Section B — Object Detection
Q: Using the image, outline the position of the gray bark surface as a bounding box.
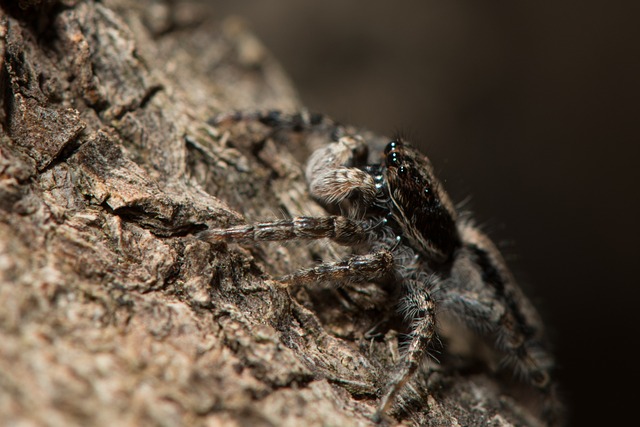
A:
[0,1,545,426]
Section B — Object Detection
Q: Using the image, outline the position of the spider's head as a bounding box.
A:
[383,139,460,261]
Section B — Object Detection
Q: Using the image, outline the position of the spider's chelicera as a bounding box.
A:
[199,111,561,424]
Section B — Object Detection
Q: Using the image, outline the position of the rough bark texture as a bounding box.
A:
[0,2,545,426]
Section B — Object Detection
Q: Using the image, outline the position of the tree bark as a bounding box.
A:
[0,1,546,426]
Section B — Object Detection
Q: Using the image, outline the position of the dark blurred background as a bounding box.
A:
[212,2,639,425]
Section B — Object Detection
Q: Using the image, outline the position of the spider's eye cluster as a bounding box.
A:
[384,140,407,175]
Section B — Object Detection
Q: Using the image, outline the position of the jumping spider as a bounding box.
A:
[200,111,561,424]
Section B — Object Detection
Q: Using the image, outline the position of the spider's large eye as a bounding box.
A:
[384,140,398,155]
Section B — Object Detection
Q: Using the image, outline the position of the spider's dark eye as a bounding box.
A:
[398,166,407,175]
[384,140,398,155]
[387,151,401,166]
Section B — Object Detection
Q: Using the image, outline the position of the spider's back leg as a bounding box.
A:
[443,221,564,425]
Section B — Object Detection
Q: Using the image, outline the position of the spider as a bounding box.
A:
[199,111,561,425]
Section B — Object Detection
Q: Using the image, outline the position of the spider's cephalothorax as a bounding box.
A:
[381,140,460,263]
[200,111,562,425]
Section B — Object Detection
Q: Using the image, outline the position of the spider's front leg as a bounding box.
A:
[199,215,370,246]
[199,215,395,286]
[280,250,393,286]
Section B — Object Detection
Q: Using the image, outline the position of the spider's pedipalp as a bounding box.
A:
[306,136,377,211]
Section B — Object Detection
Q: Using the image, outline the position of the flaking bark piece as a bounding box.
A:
[7,94,85,170]
[71,130,240,235]
[2,15,86,171]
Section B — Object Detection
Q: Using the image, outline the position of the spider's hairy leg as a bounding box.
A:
[199,216,394,286]
[374,283,437,422]
[209,109,349,156]
[442,286,563,425]
[280,250,394,286]
[442,287,554,380]
[445,222,564,425]
[209,109,338,135]
[198,215,371,246]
